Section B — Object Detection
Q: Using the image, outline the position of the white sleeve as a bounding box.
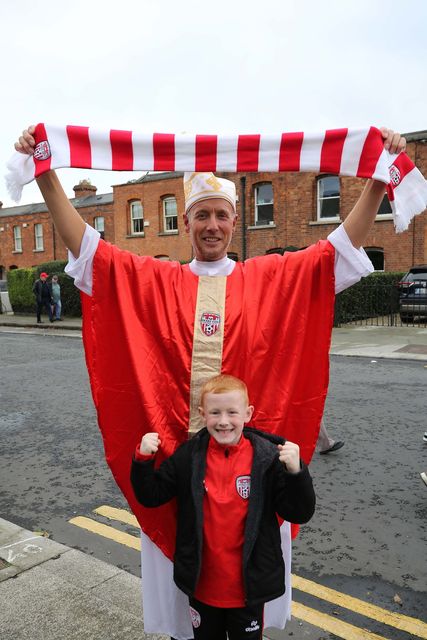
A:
[64,223,100,296]
[328,224,374,294]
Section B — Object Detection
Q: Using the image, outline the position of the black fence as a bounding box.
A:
[334,279,427,328]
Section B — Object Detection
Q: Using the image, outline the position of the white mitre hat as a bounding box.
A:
[184,172,236,213]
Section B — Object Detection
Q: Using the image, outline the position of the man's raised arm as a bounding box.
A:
[15,126,86,258]
[343,127,406,249]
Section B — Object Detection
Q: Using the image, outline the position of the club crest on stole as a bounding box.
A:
[33,141,51,161]
[236,475,251,499]
[200,312,220,336]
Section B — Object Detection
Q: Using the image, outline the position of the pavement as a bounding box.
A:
[1,313,426,640]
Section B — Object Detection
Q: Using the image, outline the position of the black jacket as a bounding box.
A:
[131,427,315,606]
[32,279,52,302]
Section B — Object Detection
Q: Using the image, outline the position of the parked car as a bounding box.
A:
[397,266,427,322]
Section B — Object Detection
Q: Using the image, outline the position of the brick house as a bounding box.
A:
[0,180,113,278]
[1,131,426,280]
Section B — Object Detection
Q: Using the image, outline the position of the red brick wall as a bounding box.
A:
[112,176,192,262]
[0,202,113,273]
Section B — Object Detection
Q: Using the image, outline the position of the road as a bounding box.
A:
[0,330,426,639]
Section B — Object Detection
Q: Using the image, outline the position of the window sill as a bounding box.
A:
[126,234,145,238]
[247,224,276,230]
[12,250,23,254]
[33,249,45,253]
[309,219,341,226]
[158,231,179,236]
[375,214,393,221]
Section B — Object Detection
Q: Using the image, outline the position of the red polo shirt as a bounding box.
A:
[194,435,254,607]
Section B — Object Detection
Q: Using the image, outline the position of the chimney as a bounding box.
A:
[73,179,97,199]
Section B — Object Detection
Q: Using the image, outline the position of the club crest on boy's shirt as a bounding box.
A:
[200,312,220,336]
[236,475,251,499]
[33,140,51,161]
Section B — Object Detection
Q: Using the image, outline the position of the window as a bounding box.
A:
[317,176,340,220]
[227,252,239,261]
[254,183,274,226]
[130,201,144,235]
[34,223,44,251]
[13,226,22,252]
[365,247,384,271]
[163,197,178,232]
[377,195,392,216]
[94,216,105,239]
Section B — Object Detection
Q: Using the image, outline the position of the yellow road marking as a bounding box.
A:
[292,574,427,639]
[292,601,391,640]
[69,516,141,550]
[94,505,140,528]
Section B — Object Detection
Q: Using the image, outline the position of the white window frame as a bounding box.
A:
[13,226,22,252]
[163,197,178,233]
[317,176,340,221]
[130,201,144,235]
[94,216,105,233]
[34,223,44,251]
[254,183,274,226]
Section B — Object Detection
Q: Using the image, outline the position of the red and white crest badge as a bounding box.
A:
[236,475,251,499]
[33,140,51,161]
[189,606,201,628]
[200,312,220,336]
[389,164,401,186]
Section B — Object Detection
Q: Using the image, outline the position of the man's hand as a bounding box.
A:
[278,441,300,474]
[15,126,36,155]
[379,127,406,155]
[141,432,161,455]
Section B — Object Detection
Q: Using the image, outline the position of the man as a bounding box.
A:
[32,271,53,323]
[50,275,62,321]
[15,126,405,639]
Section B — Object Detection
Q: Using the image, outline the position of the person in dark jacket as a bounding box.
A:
[32,272,53,323]
[131,374,315,640]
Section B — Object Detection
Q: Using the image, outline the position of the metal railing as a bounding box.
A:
[335,280,427,327]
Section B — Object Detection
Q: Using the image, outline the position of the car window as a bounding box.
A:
[404,271,427,282]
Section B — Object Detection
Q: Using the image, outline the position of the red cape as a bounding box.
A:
[81,240,335,558]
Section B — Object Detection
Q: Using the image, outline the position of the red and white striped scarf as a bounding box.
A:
[7,123,427,232]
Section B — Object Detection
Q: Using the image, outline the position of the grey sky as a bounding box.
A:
[1,0,426,207]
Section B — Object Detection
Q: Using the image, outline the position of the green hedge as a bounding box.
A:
[7,260,82,317]
[7,268,35,313]
[334,271,405,326]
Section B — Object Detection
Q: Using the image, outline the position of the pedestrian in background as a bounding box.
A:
[32,272,53,323]
[317,419,345,455]
[51,275,62,321]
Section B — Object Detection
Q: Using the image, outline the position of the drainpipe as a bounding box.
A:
[52,222,57,260]
[240,175,247,261]
[412,141,420,266]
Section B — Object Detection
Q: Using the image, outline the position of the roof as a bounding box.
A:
[115,171,184,187]
[0,192,113,219]
[403,130,427,143]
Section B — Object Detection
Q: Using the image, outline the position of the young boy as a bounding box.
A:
[131,374,315,640]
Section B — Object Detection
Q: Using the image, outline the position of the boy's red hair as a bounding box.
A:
[199,374,249,406]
